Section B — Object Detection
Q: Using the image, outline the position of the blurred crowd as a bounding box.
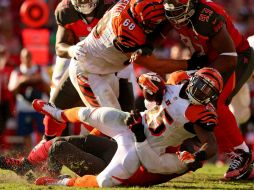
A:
[0,0,254,158]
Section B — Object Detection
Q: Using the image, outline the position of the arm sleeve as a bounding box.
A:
[135,140,188,174]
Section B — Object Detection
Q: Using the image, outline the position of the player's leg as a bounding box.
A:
[44,67,84,139]
[218,47,254,179]
[36,137,139,187]
[69,59,121,109]
[33,99,131,139]
[48,135,117,176]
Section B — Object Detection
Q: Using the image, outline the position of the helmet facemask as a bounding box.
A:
[186,67,223,105]
[71,0,98,15]
[163,0,196,27]
[186,76,219,105]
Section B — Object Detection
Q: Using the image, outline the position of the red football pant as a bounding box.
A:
[215,73,244,153]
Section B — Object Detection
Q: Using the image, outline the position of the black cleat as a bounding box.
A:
[224,149,252,179]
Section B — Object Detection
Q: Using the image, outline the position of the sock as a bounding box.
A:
[72,175,99,187]
[61,107,82,123]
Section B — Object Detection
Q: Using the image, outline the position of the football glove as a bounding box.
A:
[125,110,146,142]
[177,143,207,171]
[176,151,195,164]
[138,73,160,95]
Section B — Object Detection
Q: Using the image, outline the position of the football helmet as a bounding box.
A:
[138,72,166,104]
[130,0,165,33]
[71,0,98,15]
[186,67,223,105]
[163,0,197,26]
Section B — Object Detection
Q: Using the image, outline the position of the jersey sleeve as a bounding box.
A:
[185,104,218,131]
[135,140,188,174]
[112,10,147,53]
[193,3,225,37]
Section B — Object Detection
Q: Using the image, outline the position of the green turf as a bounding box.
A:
[0,164,253,190]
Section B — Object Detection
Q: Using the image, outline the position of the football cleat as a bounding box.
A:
[224,149,252,179]
[0,156,32,176]
[35,176,71,186]
[32,99,64,122]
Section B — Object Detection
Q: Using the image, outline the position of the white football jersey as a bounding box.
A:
[142,84,217,155]
[77,0,147,74]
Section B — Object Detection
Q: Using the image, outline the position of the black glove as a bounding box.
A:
[187,52,208,70]
[125,110,146,142]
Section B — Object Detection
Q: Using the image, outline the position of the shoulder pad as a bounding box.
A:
[55,0,80,26]
[185,103,218,131]
[191,3,225,37]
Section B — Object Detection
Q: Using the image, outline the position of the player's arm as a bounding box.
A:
[134,54,188,75]
[135,140,188,174]
[177,104,218,170]
[209,25,237,77]
[192,123,217,161]
[55,25,76,59]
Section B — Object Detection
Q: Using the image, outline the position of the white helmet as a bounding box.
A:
[163,0,197,26]
[71,0,99,15]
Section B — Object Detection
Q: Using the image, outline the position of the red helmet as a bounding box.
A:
[163,0,197,26]
[186,67,223,105]
[130,0,165,33]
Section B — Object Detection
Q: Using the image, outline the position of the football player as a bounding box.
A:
[42,0,166,141]
[43,0,125,140]
[32,67,222,187]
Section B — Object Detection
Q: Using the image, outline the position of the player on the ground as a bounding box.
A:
[32,67,222,187]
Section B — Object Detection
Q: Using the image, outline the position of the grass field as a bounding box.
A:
[0,164,253,190]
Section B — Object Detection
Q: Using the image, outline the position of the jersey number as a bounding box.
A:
[147,107,173,136]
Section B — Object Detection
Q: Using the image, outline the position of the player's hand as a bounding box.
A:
[125,109,142,126]
[187,52,208,70]
[138,73,159,95]
[125,110,146,142]
[129,46,153,63]
[68,41,87,61]
[176,151,195,164]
